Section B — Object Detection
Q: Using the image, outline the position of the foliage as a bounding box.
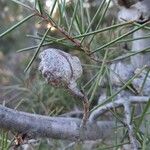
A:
[0,0,150,149]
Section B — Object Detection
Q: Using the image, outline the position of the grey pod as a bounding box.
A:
[39,48,83,88]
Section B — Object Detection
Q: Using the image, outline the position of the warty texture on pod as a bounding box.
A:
[38,48,83,88]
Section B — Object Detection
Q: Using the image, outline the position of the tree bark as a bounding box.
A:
[0,105,114,141]
[131,29,150,68]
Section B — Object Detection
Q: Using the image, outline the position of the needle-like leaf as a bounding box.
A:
[24,28,51,72]
[10,0,33,10]
[0,14,35,38]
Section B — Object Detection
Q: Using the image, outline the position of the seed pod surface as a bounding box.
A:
[39,48,83,87]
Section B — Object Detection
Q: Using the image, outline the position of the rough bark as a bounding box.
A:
[0,105,114,141]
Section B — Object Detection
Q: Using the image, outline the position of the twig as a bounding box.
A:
[89,99,123,122]
[89,96,149,121]
[35,11,88,53]
[123,101,138,150]
[89,96,149,150]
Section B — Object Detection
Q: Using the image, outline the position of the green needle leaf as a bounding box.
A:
[91,21,150,54]
[24,27,51,72]
[136,99,150,130]
[11,0,33,10]
[0,13,35,38]
[91,66,147,112]
[35,0,43,14]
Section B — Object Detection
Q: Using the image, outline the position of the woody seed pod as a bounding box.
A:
[39,48,83,95]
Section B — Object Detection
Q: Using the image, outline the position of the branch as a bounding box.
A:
[0,105,114,141]
[89,96,149,122]
[89,96,149,150]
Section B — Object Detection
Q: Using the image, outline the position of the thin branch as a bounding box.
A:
[89,96,149,150]
[0,105,114,141]
[89,96,149,122]
[89,99,123,122]
[123,102,138,150]
[36,11,86,52]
